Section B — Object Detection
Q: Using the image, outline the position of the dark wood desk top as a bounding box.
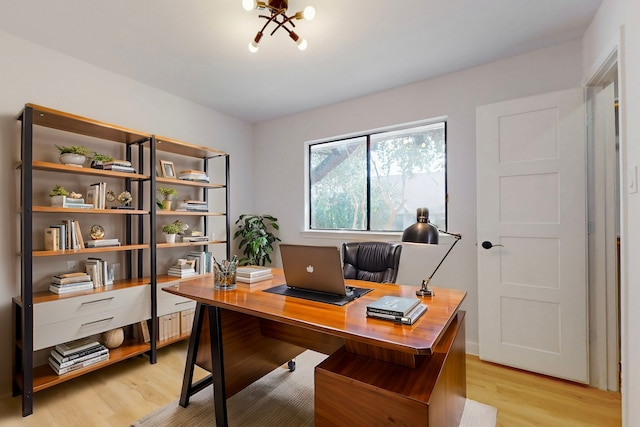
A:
[163,269,466,356]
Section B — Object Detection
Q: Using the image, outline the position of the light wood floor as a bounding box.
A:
[0,342,621,426]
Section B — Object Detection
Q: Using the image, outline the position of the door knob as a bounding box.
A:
[481,241,503,249]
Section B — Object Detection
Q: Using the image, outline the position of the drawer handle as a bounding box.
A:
[175,301,192,306]
[81,317,114,327]
[81,297,114,306]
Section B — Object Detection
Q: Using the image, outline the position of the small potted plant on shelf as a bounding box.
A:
[56,145,90,167]
[157,187,177,210]
[233,214,281,266]
[90,152,114,169]
[162,221,184,243]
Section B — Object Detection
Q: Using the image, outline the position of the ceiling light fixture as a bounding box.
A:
[242,0,315,53]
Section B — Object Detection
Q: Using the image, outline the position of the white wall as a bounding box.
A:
[253,40,584,355]
[0,30,254,396]
[583,0,640,424]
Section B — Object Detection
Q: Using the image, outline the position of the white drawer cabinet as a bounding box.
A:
[33,285,150,350]
[157,281,196,317]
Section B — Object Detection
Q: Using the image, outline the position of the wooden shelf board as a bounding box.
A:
[26,161,150,180]
[152,135,227,159]
[33,206,149,215]
[33,244,149,257]
[29,339,151,392]
[19,104,151,144]
[156,333,191,349]
[156,241,225,249]
[155,176,225,189]
[156,210,225,217]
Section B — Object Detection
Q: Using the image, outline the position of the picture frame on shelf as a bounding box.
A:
[160,160,176,178]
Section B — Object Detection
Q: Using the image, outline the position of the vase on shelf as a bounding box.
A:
[165,233,176,243]
[162,200,172,210]
[59,153,86,166]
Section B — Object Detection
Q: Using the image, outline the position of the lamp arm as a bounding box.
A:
[424,234,461,281]
[269,14,297,36]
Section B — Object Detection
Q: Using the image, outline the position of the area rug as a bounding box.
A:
[132,351,497,427]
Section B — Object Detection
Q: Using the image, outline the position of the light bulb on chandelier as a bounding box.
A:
[242,0,315,52]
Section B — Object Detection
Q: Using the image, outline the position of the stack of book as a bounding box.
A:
[184,200,208,212]
[47,219,85,251]
[178,170,209,182]
[86,182,107,209]
[102,160,135,173]
[49,272,94,294]
[48,338,109,375]
[85,257,113,287]
[181,235,211,243]
[50,196,94,209]
[85,238,120,248]
[167,260,198,278]
[366,296,427,325]
[236,266,273,284]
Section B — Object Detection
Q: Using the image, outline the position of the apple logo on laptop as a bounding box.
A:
[306,265,314,273]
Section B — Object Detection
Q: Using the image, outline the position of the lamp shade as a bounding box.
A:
[402,207,439,244]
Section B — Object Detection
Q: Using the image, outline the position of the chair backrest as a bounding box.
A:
[342,241,402,283]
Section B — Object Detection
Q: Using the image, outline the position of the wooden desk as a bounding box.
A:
[164,269,466,426]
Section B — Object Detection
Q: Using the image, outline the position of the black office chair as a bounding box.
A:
[342,241,403,283]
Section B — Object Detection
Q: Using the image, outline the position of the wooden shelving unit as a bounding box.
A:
[13,103,231,417]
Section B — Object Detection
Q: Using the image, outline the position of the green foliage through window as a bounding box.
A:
[309,122,446,231]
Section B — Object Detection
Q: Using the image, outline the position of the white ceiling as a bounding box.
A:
[0,0,602,123]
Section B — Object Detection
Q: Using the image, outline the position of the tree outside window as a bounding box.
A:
[309,121,446,231]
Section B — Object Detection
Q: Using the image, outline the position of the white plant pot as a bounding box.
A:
[165,233,176,243]
[59,153,86,166]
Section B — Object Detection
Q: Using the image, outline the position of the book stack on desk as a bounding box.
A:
[366,295,427,325]
[236,266,273,284]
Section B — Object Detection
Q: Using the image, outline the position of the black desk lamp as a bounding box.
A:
[402,207,462,297]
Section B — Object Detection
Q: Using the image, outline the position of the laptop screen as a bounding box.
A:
[279,244,348,296]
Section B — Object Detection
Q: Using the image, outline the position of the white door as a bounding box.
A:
[476,88,589,383]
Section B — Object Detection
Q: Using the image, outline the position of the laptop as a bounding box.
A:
[264,244,373,306]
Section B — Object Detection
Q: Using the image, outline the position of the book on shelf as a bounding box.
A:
[49,282,94,294]
[103,160,132,167]
[366,295,421,317]
[48,351,109,375]
[50,344,109,368]
[52,272,92,284]
[55,337,102,357]
[167,267,198,278]
[366,303,428,325]
[49,223,67,250]
[84,238,121,248]
[103,164,136,173]
[85,257,113,287]
[181,235,211,242]
[44,227,60,251]
[86,182,107,209]
[178,171,209,182]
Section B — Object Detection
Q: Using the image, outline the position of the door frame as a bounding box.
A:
[585,48,621,392]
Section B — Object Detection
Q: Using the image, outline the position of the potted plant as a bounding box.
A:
[157,187,177,210]
[56,145,90,166]
[233,214,281,266]
[162,222,183,243]
[49,184,69,206]
[90,152,114,169]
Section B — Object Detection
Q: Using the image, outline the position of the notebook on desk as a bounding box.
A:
[264,244,373,306]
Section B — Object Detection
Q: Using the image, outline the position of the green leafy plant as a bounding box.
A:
[157,187,177,200]
[233,214,281,266]
[49,184,69,197]
[55,145,90,156]
[91,152,114,162]
[162,222,183,234]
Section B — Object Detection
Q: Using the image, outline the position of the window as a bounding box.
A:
[308,121,447,232]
